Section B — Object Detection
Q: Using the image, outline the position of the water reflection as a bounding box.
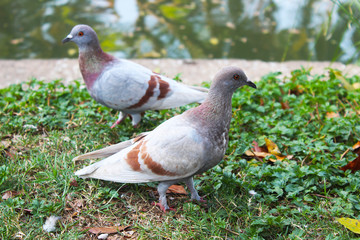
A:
[0,0,359,63]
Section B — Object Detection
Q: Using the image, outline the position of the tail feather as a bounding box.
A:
[72,140,132,161]
[75,163,99,177]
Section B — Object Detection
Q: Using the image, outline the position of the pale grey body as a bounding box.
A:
[91,59,207,113]
[74,66,257,210]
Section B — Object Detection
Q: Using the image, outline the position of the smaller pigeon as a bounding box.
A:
[62,24,208,127]
[74,66,256,211]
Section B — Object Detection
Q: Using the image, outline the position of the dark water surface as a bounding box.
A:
[1,0,359,63]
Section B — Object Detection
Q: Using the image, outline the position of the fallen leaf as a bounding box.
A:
[326,112,340,119]
[245,139,293,162]
[353,141,360,150]
[336,217,360,234]
[245,150,272,159]
[281,101,290,109]
[69,178,78,187]
[107,235,123,240]
[252,140,267,153]
[71,211,79,218]
[2,190,22,200]
[265,138,282,156]
[340,140,360,173]
[340,155,360,173]
[259,98,264,106]
[167,185,187,195]
[87,225,130,234]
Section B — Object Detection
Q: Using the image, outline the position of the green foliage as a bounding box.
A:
[1,68,360,239]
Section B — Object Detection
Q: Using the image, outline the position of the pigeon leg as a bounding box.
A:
[129,113,142,127]
[154,181,175,212]
[110,112,128,128]
[185,177,206,202]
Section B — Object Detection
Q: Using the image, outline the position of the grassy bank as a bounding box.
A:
[1,68,360,239]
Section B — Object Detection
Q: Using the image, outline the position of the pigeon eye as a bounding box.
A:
[78,31,84,36]
[233,74,240,80]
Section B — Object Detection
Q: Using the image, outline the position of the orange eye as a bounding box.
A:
[78,31,84,36]
[233,74,240,80]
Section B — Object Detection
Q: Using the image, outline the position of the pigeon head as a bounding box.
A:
[62,25,100,52]
[211,66,256,92]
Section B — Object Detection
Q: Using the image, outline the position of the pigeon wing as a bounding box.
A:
[75,118,205,183]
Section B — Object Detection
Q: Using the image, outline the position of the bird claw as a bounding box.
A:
[152,202,176,212]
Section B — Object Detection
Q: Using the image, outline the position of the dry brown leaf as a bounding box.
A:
[252,140,267,153]
[245,150,272,158]
[167,185,187,195]
[259,98,264,106]
[352,141,360,150]
[245,139,292,162]
[71,211,79,218]
[326,112,340,119]
[340,155,360,173]
[268,155,293,162]
[108,235,122,240]
[69,178,78,187]
[87,225,130,234]
[281,101,290,110]
[340,140,360,173]
[2,190,22,200]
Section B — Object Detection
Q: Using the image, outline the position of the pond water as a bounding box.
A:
[1,0,359,63]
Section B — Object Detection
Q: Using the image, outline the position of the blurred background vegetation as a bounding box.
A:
[0,0,359,63]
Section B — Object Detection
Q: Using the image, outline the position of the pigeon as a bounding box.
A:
[62,24,208,127]
[74,66,256,211]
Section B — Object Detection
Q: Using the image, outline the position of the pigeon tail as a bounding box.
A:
[73,140,133,161]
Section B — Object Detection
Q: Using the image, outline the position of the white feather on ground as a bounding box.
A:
[43,216,61,232]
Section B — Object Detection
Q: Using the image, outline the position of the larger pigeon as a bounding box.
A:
[74,66,256,211]
[62,24,208,127]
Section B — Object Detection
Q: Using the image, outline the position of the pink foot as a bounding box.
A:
[110,120,121,129]
[152,202,176,212]
[198,197,207,203]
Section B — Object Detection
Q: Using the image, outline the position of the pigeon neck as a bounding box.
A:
[189,88,234,130]
[79,47,115,90]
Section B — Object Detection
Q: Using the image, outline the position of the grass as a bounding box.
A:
[1,68,360,239]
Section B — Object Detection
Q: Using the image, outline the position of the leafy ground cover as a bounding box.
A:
[0,68,360,239]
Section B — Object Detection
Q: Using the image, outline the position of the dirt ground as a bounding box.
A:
[1,59,359,88]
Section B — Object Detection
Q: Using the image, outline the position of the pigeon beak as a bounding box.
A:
[62,34,73,44]
[246,79,257,89]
